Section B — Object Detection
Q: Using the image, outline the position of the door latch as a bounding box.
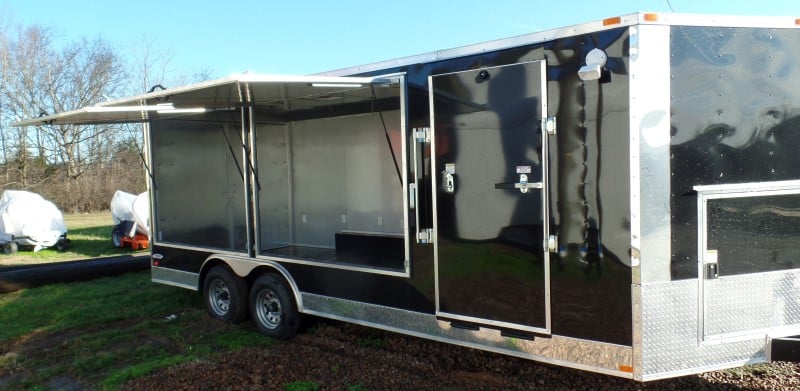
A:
[442,171,455,194]
[514,173,543,194]
[705,249,719,279]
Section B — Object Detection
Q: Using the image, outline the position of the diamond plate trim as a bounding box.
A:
[706,271,800,338]
[640,273,800,379]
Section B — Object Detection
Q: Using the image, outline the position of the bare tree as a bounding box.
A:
[0,26,126,181]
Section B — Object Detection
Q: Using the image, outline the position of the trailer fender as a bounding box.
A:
[200,255,304,312]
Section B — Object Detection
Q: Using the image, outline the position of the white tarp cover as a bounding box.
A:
[110,190,150,236]
[0,190,67,248]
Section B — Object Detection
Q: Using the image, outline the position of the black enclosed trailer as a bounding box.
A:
[17,12,800,381]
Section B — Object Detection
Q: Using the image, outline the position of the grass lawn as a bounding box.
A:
[0,271,273,390]
[0,211,145,266]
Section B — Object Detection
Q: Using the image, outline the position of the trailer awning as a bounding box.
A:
[13,74,397,126]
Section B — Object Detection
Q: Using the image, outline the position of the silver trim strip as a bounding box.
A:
[429,74,441,314]
[254,253,408,278]
[694,179,800,196]
[151,241,247,257]
[628,23,672,378]
[301,293,633,379]
[151,266,199,291]
[397,74,411,270]
[538,59,552,334]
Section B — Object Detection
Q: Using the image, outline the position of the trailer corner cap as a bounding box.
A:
[578,48,608,81]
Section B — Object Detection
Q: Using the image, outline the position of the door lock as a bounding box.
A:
[442,171,455,194]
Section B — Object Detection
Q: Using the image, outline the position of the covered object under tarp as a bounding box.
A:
[0,190,69,252]
[110,190,150,236]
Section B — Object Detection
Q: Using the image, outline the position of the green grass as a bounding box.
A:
[284,381,321,391]
[0,211,145,266]
[0,271,274,389]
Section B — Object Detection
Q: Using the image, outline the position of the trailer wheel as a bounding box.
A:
[202,266,248,324]
[2,242,18,254]
[249,273,300,340]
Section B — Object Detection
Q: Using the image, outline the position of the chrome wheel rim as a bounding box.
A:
[255,289,282,329]
[208,279,231,316]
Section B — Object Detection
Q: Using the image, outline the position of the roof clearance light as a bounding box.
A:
[157,107,208,114]
[311,83,363,88]
[603,16,622,26]
[644,13,659,22]
[796,18,800,25]
[85,104,174,113]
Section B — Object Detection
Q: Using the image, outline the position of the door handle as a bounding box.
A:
[412,127,432,244]
[494,174,542,193]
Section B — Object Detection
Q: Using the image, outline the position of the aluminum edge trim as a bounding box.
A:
[397,73,411,274]
[253,253,410,278]
[317,13,800,78]
[628,24,644,381]
[539,59,552,333]
[428,74,441,315]
[301,293,633,379]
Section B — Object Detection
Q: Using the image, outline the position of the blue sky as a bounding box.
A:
[2,1,798,79]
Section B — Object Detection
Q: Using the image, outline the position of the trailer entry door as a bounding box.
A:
[429,61,550,334]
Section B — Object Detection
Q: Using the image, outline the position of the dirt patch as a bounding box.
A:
[123,319,800,390]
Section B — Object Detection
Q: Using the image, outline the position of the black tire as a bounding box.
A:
[111,232,122,248]
[249,273,300,340]
[202,265,249,324]
[2,242,18,254]
[55,238,71,252]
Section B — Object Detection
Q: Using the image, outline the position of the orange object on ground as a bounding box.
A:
[120,234,149,250]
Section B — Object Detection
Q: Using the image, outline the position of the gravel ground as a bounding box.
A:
[124,319,800,390]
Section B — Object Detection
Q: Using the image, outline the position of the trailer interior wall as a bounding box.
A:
[635,23,800,380]
[255,110,406,270]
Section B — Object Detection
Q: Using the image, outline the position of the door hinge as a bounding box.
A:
[417,228,433,244]
[414,127,431,143]
[546,234,558,253]
[544,116,557,135]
